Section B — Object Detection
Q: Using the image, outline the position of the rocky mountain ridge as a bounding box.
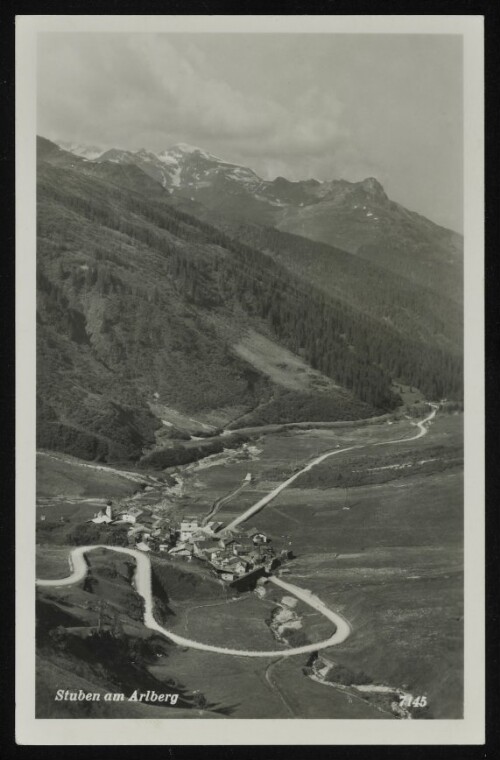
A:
[56,139,463,300]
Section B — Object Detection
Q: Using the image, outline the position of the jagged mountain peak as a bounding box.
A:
[50,136,461,298]
[359,176,387,199]
[54,139,392,209]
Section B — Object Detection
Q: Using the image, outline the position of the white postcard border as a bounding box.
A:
[16,14,484,746]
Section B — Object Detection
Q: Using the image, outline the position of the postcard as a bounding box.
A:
[16,14,484,745]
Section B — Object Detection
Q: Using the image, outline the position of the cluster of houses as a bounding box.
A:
[89,503,174,552]
[170,517,292,583]
[89,505,292,584]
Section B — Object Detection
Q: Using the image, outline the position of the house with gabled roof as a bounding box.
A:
[218,535,235,549]
[202,544,223,562]
[118,506,144,524]
[180,517,199,542]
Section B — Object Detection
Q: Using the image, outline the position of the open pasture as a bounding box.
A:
[171,594,286,651]
[203,413,463,718]
[37,452,139,499]
[35,410,464,718]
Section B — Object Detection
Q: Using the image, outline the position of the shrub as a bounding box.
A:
[68,522,129,547]
[160,427,191,441]
[138,439,225,470]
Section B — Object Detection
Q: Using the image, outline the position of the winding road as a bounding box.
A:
[36,544,350,658]
[223,404,437,532]
[36,405,437,659]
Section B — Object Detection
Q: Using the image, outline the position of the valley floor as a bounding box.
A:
[35,407,463,719]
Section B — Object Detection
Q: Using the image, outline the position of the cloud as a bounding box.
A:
[37,32,463,230]
[38,33,348,162]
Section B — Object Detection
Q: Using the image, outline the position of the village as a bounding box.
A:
[88,500,293,587]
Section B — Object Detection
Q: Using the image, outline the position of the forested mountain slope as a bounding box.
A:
[60,139,463,302]
[37,138,462,463]
[168,198,462,355]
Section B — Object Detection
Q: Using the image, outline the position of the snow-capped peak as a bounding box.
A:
[156,150,180,166]
[165,143,224,163]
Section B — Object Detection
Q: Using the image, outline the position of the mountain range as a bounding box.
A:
[36,136,463,463]
[60,139,463,301]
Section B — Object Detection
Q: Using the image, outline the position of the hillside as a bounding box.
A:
[36,139,379,462]
[35,549,224,718]
[168,200,462,355]
[37,138,462,464]
[61,139,463,302]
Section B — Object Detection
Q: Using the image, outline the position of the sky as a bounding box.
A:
[37,33,463,232]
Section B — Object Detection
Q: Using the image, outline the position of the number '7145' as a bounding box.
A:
[399,695,428,708]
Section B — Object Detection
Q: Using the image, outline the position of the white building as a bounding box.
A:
[91,504,113,524]
[179,517,199,542]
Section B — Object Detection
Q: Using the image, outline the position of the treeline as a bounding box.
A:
[227,390,375,428]
[206,240,462,404]
[117,183,463,403]
[204,220,463,351]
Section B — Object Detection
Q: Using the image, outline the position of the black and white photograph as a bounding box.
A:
[15,14,484,745]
